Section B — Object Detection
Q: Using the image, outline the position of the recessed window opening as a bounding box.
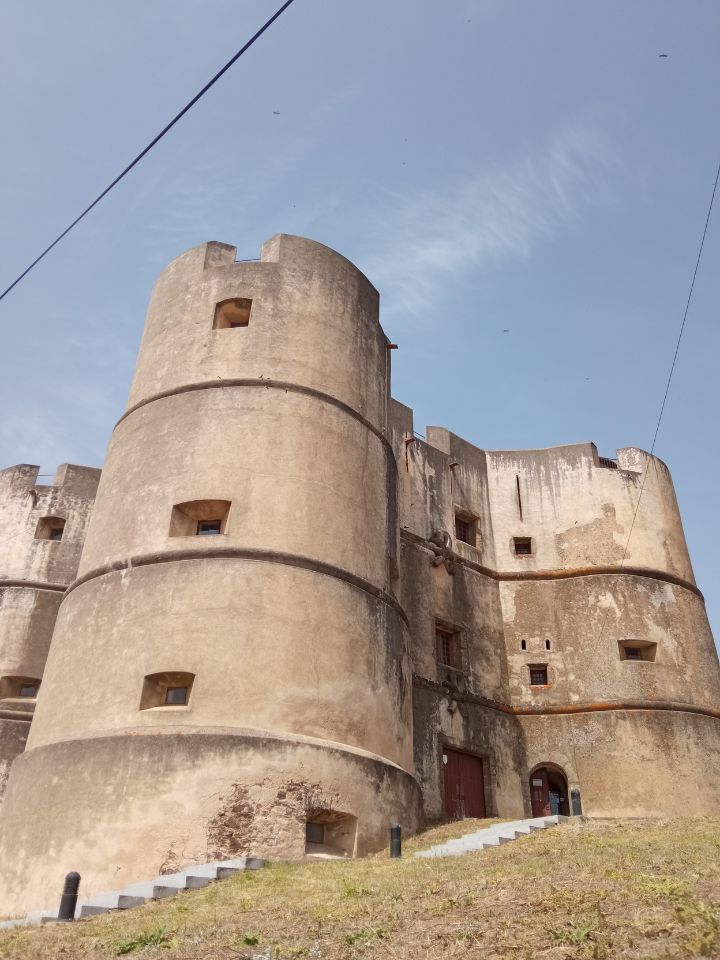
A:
[619,640,657,663]
[529,665,548,686]
[169,500,231,537]
[34,516,65,541]
[304,812,357,858]
[521,640,527,651]
[436,626,459,669]
[213,297,252,329]
[454,511,478,547]
[514,536,532,556]
[140,672,195,710]
[0,676,41,700]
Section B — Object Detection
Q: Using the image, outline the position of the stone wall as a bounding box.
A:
[0,463,100,805]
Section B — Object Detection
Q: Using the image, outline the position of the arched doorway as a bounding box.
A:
[529,765,569,817]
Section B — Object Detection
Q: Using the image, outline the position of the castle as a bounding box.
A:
[1,234,719,916]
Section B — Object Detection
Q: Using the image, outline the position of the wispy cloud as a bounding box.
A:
[358,124,619,320]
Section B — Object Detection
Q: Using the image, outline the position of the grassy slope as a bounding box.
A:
[2,817,720,959]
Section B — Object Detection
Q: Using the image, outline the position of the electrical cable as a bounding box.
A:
[0,0,297,304]
[595,155,720,645]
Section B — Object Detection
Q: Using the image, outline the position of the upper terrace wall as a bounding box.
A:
[0,464,100,587]
[485,444,694,583]
[0,463,100,684]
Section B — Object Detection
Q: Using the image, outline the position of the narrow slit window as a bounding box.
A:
[515,475,523,521]
[529,665,548,686]
[521,640,527,651]
[545,639,551,651]
[514,536,532,556]
[213,298,252,329]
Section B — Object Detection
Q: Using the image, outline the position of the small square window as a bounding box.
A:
[34,516,66,541]
[454,512,478,547]
[170,500,230,537]
[140,672,195,710]
[197,520,222,536]
[514,537,532,556]
[213,297,252,329]
[165,686,188,705]
[0,677,42,699]
[305,822,325,845]
[436,627,459,668]
[529,665,548,686]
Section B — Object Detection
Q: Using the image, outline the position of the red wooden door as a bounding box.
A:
[443,750,486,819]
[530,768,550,816]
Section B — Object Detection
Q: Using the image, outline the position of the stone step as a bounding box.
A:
[414,816,567,860]
[66,856,266,922]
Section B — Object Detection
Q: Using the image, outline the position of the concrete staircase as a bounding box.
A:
[414,815,567,858]
[0,856,264,929]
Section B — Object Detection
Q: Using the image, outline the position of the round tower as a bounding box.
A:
[0,463,99,804]
[0,236,421,915]
[486,442,720,817]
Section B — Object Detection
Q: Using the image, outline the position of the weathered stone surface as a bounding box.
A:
[0,233,718,918]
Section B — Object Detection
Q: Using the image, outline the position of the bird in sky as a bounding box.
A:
[659,53,669,58]
[273,110,280,115]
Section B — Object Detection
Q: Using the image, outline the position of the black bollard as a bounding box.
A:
[570,787,583,817]
[390,824,402,859]
[57,871,81,922]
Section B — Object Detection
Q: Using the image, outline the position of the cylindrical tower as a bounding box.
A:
[0,463,99,804]
[0,236,421,915]
[487,442,720,817]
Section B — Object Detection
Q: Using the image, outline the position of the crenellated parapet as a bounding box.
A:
[391,401,720,819]
[0,236,420,917]
[0,462,100,804]
[0,233,718,916]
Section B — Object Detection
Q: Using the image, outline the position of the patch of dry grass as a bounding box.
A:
[2,818,720,959]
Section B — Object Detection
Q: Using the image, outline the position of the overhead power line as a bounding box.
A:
[617,156,720,564]
[595,155,720,644]
[0,0,298,304]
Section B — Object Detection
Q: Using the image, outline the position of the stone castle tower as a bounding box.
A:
[0,235,718,915]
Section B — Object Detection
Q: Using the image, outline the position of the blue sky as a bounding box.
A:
[1,1,718,632]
